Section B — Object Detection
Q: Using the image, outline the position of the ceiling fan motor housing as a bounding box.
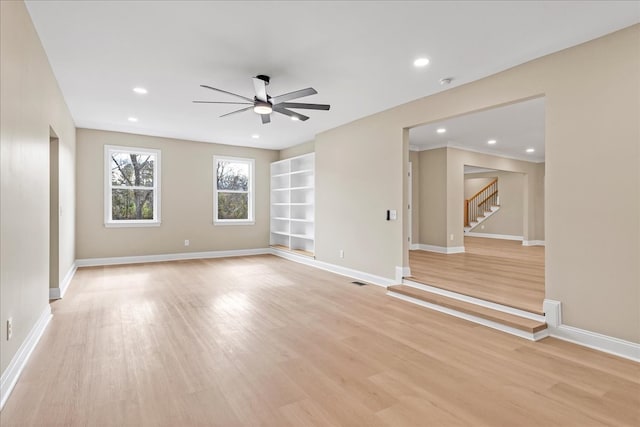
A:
[256,75,270,85]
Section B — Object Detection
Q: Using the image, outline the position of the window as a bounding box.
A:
[214,156,254,225]
[105,145,161,227]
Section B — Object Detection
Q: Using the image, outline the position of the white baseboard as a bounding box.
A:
[465,232,523,241]
[387,290,548,341]
[0,305,52,410]
[543,299,639,362]
[75,248,272,267]
[522,240,545,246]
[395,266,411,283]
[49,262,77,299]
[409,243,420,250]
[414,244,465,254]
[271,248,395,287]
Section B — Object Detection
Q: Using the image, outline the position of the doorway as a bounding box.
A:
[405,97,546,314]
[49,128,59,292]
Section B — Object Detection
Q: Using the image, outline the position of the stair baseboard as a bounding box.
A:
[387,284,548,341]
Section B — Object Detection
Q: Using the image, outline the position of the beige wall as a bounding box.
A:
[315,25,639,342]
[465,171,525,237]
[315,124,404,278]
[76,129,278,259]
[464,176,495,199]
[417,148,448,247]
[1,1,76,374]
[279,140,315,160]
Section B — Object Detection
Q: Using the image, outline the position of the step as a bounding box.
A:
[387,284,547,340]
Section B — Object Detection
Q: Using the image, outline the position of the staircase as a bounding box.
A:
[387,280,548,341]
[464,178,500,233]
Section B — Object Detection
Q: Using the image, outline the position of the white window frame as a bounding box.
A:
[104,145,161,227]
[213,155,255,225]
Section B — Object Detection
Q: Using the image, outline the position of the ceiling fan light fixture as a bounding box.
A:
[254,102,272,115]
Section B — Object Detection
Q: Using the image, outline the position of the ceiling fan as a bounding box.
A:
[193,75,330,124]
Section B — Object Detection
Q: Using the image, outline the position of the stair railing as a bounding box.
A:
[464,178,498,227]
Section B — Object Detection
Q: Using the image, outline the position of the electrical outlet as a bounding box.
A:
[450,234,454,241]
[7,318,12,340]
[184,240,190,246]
[481,225,485,230]
[339,249,344,258]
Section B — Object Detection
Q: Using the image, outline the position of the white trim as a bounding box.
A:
[465,232,523,241]
[414,244,465,254]
[1,305,52,410]
[403,279,545,321]
[105,145,161,227]
[409,243,420,250]
[49,262,77,300]
[543,299,639,362]
[550,325,640,363]
[76,248,271,267]
[387,290,548,341]
[522,240,545,246]
[214,156,255,225]
[271,248,395,288]
[542,299,561,327]
[395,266,411,283]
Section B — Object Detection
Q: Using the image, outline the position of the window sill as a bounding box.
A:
[105,221,161,228]
[213,220,255,226]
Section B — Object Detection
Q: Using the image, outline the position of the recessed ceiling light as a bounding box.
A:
[437,128,446,134]
[251,134,260,139]
[133,87,147,94]
[291,116,299,121]
[526,148,535,153]
[413,57,430,67]
[487,139,497,145]
[128,117,138,122]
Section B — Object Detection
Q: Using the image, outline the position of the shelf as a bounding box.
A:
[270,231,314,240]
[271,186,314,192]
[271,168,313,178]
[270,153,314,254]
[290,233,314,240]
[290,168,313,176]
[272,217,313,223]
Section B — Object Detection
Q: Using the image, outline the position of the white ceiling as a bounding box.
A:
[25,1,639,150]
[410,97,546,162]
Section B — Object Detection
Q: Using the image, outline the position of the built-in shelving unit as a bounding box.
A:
[270,153,315,257]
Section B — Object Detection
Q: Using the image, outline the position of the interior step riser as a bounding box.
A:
[402,279,545,321]
[388,290,549,341]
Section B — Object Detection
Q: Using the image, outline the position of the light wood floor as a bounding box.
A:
[2,255,638,426]
[409,237,545,314]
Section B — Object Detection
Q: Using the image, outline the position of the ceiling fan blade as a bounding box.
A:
[271,87,317,104]
[193,101,252,105]
[200,85,254,102]
[273,106,309,121]
[277,102,330,111]
[261,114,271,124]
[220,106,253,118]
[253,77,268,102]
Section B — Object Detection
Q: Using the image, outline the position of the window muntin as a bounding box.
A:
[105,146,161,227]
[214,156,254,224]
